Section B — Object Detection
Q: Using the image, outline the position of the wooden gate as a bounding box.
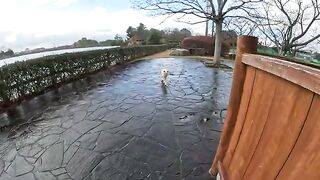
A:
[210,36,320,180]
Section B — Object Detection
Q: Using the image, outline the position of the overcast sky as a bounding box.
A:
[0,0,206,51]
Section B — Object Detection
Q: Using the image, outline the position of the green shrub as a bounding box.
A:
[0,45,170,105]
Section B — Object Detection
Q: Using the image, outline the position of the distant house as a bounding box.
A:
[221,30,238,47]
[127,36,145,47]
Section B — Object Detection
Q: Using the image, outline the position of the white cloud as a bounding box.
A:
[0,1,206,51]
[54,0,78,7]
[0,0,318,52]
[4,33,17,43]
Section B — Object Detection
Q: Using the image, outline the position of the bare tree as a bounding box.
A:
[251,0,320,55]
[131,0,261,63]
[224,17,257,36]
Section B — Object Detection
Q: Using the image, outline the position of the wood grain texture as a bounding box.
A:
[242,78,314,180]
[211,36,258,175]
[222,66,256,171]
[242,54,320,95]
[228,69,279,179]
[212,38,320,179]
[218,161,229,180]
[276,95,320,180]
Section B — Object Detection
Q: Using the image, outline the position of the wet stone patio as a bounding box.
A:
[0,58,232,180]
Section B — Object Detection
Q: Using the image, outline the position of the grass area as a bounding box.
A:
[256,46,320,69]
[257,52,320,69]
[230,46,320,69]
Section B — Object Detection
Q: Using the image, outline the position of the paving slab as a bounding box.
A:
[0,58,232,179]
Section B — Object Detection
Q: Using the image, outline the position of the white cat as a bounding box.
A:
[161,69,169,86]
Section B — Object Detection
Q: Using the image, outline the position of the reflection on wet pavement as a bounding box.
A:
[0,58,233,180]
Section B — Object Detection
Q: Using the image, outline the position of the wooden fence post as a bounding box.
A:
[209,35,258,176]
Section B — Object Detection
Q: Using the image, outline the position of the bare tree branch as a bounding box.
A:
[250,0,320,55]
[131,0,262,61]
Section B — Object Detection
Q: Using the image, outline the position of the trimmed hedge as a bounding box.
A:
[0,45,170,106]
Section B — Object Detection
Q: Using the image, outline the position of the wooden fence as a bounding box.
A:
[210,35,320,180]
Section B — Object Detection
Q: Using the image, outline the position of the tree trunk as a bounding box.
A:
[205,20,209,36]
[280,45,289,56]
[214,20,223,63]
[212,19,215,37]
